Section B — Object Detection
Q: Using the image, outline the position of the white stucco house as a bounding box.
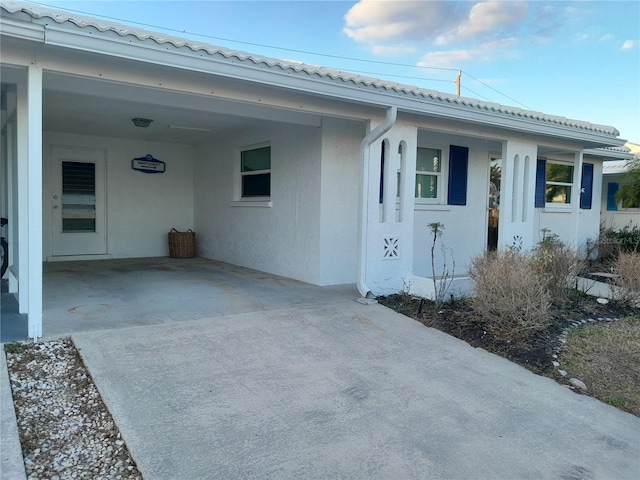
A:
[601,145,640,230]
[1,1,629,338]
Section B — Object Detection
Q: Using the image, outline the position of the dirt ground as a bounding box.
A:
[378,293,636,377]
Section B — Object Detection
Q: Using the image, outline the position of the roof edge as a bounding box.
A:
[0,0,624,145]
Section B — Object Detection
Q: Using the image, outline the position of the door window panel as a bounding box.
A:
[62,161,96,232]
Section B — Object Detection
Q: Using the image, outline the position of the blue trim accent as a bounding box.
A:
[580,163,594,210]
[535,159,546,208]
[447,145,468,205]
[607,182,619,211]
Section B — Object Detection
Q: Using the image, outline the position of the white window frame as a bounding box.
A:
[415,145,448,205]
[545,160,574,207]
[233,142,272,208]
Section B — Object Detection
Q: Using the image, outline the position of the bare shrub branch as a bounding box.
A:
[532,231,585,300]
[611,253,640,307]
[469,250,551,342]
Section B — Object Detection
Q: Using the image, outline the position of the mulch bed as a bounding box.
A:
[378,293,636,376]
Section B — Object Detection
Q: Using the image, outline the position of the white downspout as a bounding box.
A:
[357,106,397,298]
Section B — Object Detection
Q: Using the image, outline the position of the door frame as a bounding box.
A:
[487,153,502,251]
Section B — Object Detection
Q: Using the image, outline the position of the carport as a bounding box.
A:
[36,257,358,340]
[1,34,370,338]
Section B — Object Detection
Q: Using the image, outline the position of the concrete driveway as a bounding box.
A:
[6,258,640,478]
[41,257,356,339]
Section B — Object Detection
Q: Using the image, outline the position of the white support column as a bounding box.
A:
[363,122,417,296]
[27,64,43,339]
[572,151,584,248]
[499,140,538,251]
[382,141,397,224]
[16,77,29,312]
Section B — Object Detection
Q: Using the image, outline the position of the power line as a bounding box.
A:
[34,1,533,110]
[461,71,533,110]
[34,2,458,71]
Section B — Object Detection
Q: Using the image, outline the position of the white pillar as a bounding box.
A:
[27,64,43,339]
[364,122,417,295]
[572,151,584,248]
[16,76,29,312]
[499,140,538,251]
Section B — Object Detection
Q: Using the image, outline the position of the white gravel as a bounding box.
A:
[4,339,142,480]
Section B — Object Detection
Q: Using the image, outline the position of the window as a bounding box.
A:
[240,145,271,199]
[62,161,96,232]
[545,162,574,204]
[415,147,441,200]
[411,145,468,206]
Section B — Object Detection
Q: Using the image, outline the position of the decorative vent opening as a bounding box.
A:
[383,237,400,259]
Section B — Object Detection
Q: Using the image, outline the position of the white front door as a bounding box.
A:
[51,146,107,257]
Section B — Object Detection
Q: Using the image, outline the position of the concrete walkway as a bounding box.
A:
[3,258,640,478]
[73,300,640,479]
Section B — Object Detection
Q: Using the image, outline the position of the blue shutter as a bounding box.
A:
[580,163,594,209]
[535,159,546,208]
[447,145,468,205]
[607,182,619,211]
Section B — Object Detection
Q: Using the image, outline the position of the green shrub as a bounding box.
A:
[599,224,640,259]
[469,250,551,342]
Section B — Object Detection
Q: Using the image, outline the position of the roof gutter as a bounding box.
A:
[357,106,397,298]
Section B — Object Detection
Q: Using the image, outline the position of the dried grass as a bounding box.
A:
[559,317,640,416]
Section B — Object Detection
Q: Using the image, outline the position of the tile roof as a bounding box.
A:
[1,1,621,139]
[603,160,633,175]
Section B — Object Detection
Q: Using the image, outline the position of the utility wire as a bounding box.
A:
[34,1,532,109]
[462,71,533,110]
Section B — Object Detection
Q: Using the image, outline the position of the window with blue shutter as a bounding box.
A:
[580,163,594,209]
[535,159,546,207]
[607,182,619,211]
[447,145,468,205]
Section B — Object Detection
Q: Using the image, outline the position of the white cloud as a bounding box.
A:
[436,1,528,46]
[372,44,418,56]
[343,0,530,66]
[343,0,460,43]
[622,40,637,50]
[418,37,520,69]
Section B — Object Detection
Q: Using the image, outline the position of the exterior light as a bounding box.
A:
[132,117,153,128]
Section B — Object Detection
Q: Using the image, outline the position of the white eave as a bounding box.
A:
[0,0,625,147]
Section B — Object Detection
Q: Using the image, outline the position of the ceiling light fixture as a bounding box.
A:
[168,125,211,132]
[132,117,153,128]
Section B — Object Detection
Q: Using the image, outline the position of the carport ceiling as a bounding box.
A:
[43,89,260,144]
[42,72,322,145]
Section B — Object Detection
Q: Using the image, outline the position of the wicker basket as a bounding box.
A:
[168,228,196,258]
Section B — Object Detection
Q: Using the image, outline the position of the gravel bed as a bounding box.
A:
[4,339,142,480]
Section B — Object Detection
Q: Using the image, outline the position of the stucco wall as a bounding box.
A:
[193,123,323,284]
[318,117,364,285]
[412,135,492,278]
[537,160,604,251]
[42,132,194,259]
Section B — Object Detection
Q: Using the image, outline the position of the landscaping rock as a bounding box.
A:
[569,378,588,391]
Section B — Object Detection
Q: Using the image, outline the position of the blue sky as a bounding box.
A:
[35,0,639,143]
